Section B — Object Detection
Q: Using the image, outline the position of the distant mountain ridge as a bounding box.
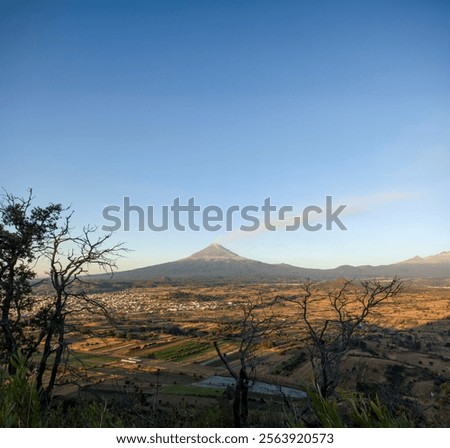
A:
[399,251,450,265]
[102,244,450,282]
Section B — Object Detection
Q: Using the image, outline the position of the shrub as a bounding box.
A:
[0,352,42,428]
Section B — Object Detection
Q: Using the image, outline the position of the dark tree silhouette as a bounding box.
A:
[0,190,62,373]
[287,278,404,398]
[214,297,281,427]
[0,190,125,406]
[35,215,125,403]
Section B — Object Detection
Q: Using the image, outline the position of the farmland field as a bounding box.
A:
[38,279,449,426]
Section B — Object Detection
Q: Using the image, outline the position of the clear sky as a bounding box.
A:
[1,0,449,272]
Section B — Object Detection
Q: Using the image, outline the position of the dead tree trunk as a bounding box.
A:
[214,341,247,427]
[213,299,280,427]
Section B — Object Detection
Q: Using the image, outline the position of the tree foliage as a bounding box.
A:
[0,190,125,406]
[0,190,62,371]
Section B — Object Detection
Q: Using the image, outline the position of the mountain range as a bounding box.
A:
[103,243,450,282]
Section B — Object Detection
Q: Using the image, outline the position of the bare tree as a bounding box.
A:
[35,215,126,404]
[287,278,404,398]
[214,296,281,427]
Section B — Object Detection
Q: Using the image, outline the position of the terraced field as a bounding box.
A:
[149,341,213,361]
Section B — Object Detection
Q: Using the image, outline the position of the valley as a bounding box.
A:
[51,280,450,426]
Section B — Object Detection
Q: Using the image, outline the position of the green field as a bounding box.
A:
[150,341,212,361]
[69,353,116,368]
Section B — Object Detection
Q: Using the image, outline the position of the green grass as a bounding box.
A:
[150,341,212,361]
[163,384,224,398]
[69,353,116,368]
[30,351,116,369]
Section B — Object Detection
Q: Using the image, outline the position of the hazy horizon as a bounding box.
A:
[34,241,450,279]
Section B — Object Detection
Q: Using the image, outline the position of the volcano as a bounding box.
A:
[107,243,315,281]
[101,244,450,282]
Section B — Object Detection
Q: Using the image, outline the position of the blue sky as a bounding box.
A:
[1,0,449,272]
